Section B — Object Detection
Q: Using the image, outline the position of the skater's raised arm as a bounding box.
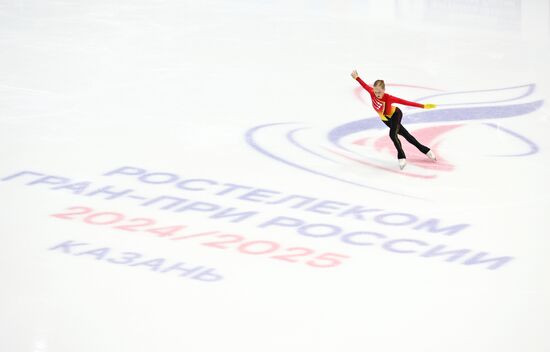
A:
[351,70,373,93]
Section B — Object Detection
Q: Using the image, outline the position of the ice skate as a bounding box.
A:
[426,150,436,161]
[398,158,406,170]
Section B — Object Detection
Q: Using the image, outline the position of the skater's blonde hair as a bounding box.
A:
[374,80,385,89]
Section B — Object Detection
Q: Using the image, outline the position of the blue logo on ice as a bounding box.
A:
[245,84,543,198]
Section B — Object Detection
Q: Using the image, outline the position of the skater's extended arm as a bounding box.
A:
[351,70,373,93]
[392,95,437,109]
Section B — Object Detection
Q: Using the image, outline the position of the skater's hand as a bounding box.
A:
[424,103,437,109]
[351,70,359,80]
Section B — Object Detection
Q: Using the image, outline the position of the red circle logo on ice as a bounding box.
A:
[245,84,542,198]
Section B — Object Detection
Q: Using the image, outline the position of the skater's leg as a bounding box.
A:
[397,125,430,154]
[387,109,406,159]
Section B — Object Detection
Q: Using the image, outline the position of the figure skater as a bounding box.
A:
[351,69,437,170]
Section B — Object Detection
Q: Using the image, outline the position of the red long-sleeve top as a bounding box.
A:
[356,77,425,121]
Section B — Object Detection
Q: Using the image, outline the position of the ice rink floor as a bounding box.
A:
[1,1,550,351]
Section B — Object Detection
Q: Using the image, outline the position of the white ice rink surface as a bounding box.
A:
[1,1,550,351]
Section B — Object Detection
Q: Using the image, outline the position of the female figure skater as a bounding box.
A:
[351,69,437,170]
